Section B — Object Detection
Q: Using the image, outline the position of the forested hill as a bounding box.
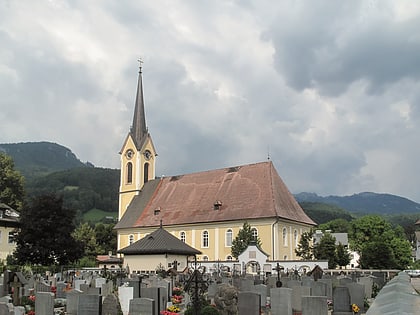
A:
[0,141,90,181]
[295,192,420,215]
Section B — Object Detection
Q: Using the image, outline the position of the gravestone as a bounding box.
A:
[14,306,25,315]
[270,287,292,315]
[318,278,333,299]
[302,296,328,315]
[80,283,90,293]
[78,294,101,315]
[141,287,161,315]
[254,284,268,308]
[74,279,87,291]
[127,279,141,299]
[158,287,168,314]
[95,278,106,289]
[358,276,373,298]
[118,286,133,315]
[239,278,253,292]
[346,283,365,313]
[129,298,155,315]
[286,279,301,289]
[35,292,54,315]
[102,294,119,315]
[35,282,50,293]
[0,303,14,315]
[55,282,67,299]
[311,281,327,297]
[338,277,352,286]
[332,286,352,315]
[101,282,113,297]
[208,283,218,301]
[291,286,311,313]
[238,291,261,315]
[66,289,82,315]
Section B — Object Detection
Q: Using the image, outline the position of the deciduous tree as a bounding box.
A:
[13,194,83,265]
[313,233,337,269]
[0,153,24,210]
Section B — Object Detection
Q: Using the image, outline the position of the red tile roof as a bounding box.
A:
[118,161,315,228]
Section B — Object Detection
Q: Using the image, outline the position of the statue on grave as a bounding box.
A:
[214,283,238,315]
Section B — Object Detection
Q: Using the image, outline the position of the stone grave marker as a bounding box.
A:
[141,287,161,315]
[254,284,268,308]
[55,282,67,299]
[0,303,14,315]
[66,289,82,315]
[318,278,333,299]
[14,306,25,315]
[118,286,134,315]
[158,287,168,314]
[332,286,352,315]
[358,276,373,298]
[101,281,113,297]
[78,294,101,315]
[129,298,155,315]
[74,279,87,291]
[127,279,141,299]
[346,282,365,313]
[270,287,292,315]
[102,294,119,315]
[35,292,54,315]
[238,291,261,315]
[311,281,327,297]
[338,277,352,286]
[291,285,310,313]
[239,278,253,292]
[302,296,328,315]
[286,279,301,289]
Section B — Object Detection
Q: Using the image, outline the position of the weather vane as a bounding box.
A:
[137,58,143,72]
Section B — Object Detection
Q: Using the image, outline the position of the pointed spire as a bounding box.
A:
[130,61,148,149]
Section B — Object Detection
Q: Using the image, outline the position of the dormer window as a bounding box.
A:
[214,200,222,210]
[154,207,161,216]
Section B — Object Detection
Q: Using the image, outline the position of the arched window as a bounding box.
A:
[225,229,233,247]
[129,234,134,245]
[180,231,186,243]
[127,162,133,184]
[202,231,209,248]
[251,228,258,241]
[282,227,287,246]
[203,256,209,261]
[226,255,233,261]
[144,162,149,183]
[294,229,298,247]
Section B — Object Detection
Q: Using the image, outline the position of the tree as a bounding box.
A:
[94,223,117,254]
[313,233,337,269]
[295,231,313,260]
[349,215,412,269]
[72,222,99,258]
[231,222,262,259]
[0,153,24,210]
[318,218,350,233]
[336,243,351,268]
[14,194,83,265]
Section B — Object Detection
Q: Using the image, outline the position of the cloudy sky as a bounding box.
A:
[1,1,420,202]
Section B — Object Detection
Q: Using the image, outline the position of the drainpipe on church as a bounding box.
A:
[271,217,280,260]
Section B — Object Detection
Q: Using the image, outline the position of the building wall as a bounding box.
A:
[118,219,312,263]
[123,253,190,274]
[0,226,16,260]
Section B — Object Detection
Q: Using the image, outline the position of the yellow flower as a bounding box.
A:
[352,303,360,313]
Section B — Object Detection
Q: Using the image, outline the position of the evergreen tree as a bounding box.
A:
[14,194,83,265]
[231,222,262,259]
[72,222,99,258]
[295,231,313,260]
[0,153,24,211]
[336,242,351,268]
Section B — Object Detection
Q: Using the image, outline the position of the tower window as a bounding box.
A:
[180,231,186,243]
[251,228,258,241]
[226,229,233,247]
[127,162,133,184]
[144,162,149,183]
[214,200,222,210]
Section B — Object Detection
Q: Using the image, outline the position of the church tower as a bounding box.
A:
[118,66,157,220]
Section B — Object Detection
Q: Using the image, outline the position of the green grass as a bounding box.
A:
[83,208,117,223]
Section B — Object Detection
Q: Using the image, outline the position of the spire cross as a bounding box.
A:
[137,58,144,72]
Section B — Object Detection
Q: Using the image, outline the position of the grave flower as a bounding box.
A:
[172,286,183,296]
[352,303,360,314]
[171,294,183,304]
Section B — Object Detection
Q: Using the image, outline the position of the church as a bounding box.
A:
[114,67,317,273]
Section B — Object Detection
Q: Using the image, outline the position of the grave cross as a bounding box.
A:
[272,263,283,287]
[10,275,22,306]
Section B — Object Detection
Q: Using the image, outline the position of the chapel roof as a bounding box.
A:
[117,226,201,255]
[115,161,316,229]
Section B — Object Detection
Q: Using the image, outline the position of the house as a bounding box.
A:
[114,67,317,273]
[118,224,201,274]
[0,203,20,260]
[96,252,123,270]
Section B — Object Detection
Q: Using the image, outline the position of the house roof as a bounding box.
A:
[115,161,316,229]
[117,226,201,255]
[96,255,123,264]
[0,203,20,227]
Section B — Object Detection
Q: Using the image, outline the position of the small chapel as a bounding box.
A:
[114,67,317,274]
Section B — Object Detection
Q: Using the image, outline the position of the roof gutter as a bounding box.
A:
[272,216,280,261]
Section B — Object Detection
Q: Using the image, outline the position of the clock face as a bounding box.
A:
[125,149,134,159]
[144,150,152,160]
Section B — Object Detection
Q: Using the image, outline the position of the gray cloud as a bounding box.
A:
[1,0,420,202]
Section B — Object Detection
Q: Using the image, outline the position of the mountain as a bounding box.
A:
[0,141,91,181]
[294,192,420,215]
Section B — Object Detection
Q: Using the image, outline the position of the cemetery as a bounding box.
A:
[0,262,418,315]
